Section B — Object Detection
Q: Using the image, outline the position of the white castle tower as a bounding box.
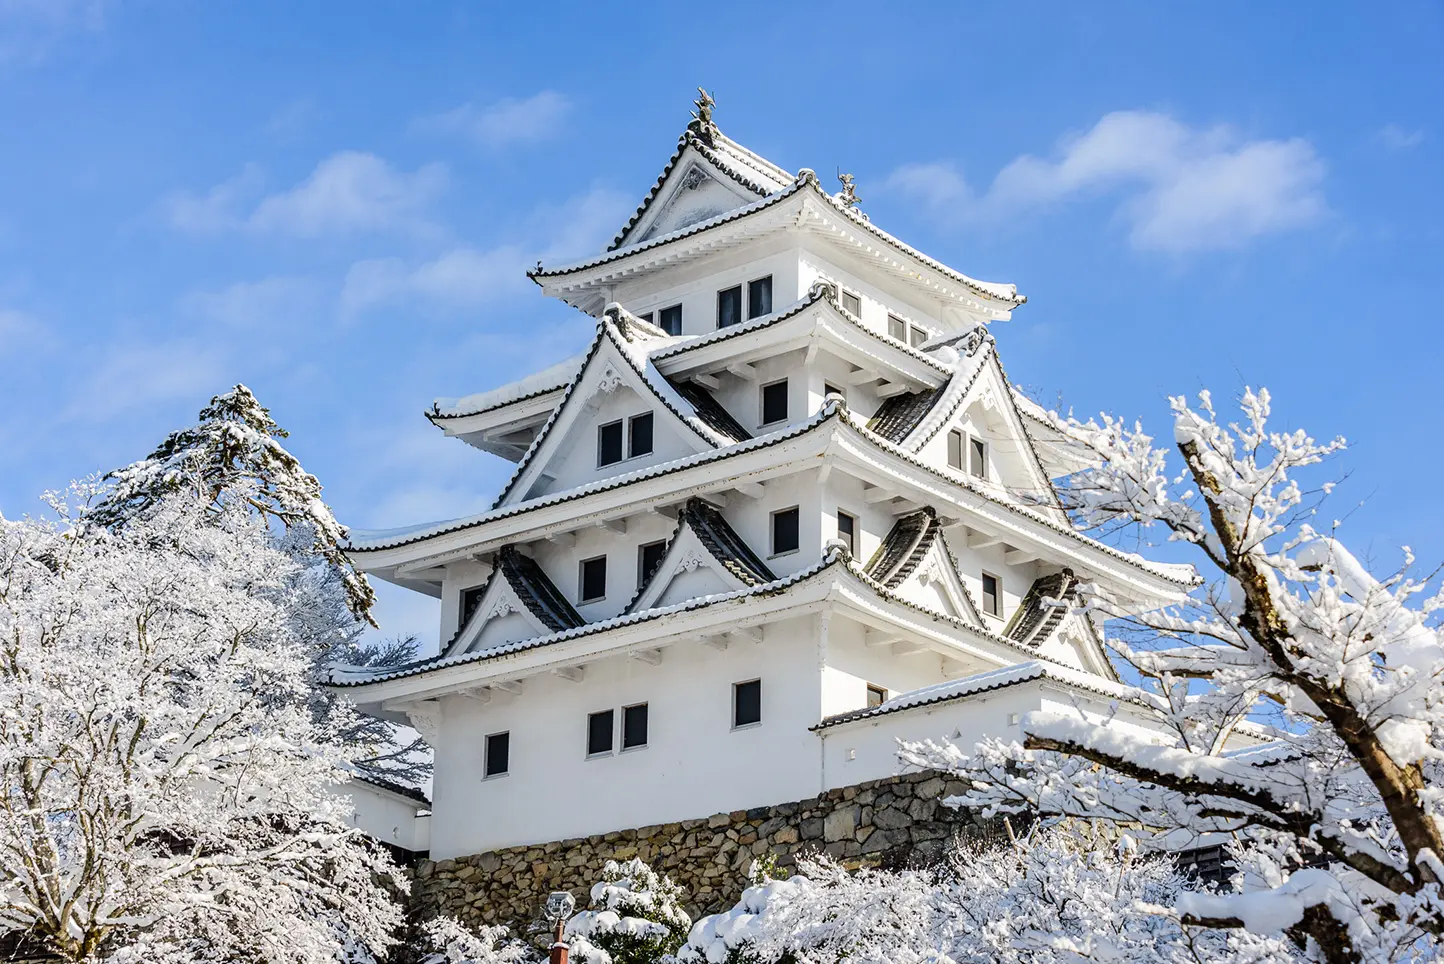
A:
[329,94,1194,865]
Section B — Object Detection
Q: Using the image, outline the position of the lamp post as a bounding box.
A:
[544,891,576,964]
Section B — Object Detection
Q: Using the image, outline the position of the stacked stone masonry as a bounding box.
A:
[412,770,1004,932]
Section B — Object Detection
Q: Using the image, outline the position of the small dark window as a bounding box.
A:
[761,380,788,425]
[460,584,487,626]
[638,541,667,584]
[659,304,683,335]
[717,285,742,328]
[772,507,800,556]
[587,710,614,756]
[947,429,964,470]
[580,556,607,603]
[638,311,655,326]
[734,679,761,727]
[622,703,648,749]
[910,325,928,347]
[867,684,888,708]
[484,732,509,777]
[824,383,843,400]
[836,510,856,556]
[841,289,861,316]
[970,437,987,479]
[598,420,624,466]
[747,276,772,319]
[982,572,1000,617]
[888,314,907,341]
[628,413,654,458]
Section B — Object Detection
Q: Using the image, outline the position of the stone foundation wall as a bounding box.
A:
[412,770,1003,932]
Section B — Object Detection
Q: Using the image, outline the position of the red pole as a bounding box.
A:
[549,919,568,964]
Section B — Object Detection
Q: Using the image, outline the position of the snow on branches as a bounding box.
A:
[905,388,1444,962]
[565,859,691,964]
[0,485,404,962]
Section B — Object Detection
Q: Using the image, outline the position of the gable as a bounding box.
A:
[634,160,761,246]
[863,509,981,627]
[444,547,583,657]
[495,321,747,507]
[628,498,776,613]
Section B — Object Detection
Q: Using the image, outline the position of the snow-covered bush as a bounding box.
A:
[417,916,537,964]
[565,859,691,964]
[904,388,1444,962]
[678,825,1299,964]
[0,485,404,962]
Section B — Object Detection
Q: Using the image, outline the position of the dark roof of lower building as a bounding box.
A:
[863,508,941,587]
[497,545,584,633]
[670,379,753,444]
[682,498,776,585]
[866,387,945,443]
[354,773,431,806]
[1005,569,1078,646]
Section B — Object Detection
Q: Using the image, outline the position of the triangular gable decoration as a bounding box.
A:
[628,498,776,613]
[863,508,981,625]
[445,546,583,657]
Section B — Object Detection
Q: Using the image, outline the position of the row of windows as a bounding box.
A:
[598,413,654,467]
[836,287,931,347]
[637,275,773,335]
[947,429,988,480]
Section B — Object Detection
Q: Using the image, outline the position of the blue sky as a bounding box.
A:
[2,2,1440,649]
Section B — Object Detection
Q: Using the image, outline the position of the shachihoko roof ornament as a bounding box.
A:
[836,169,865,219]
[688,87,718,146]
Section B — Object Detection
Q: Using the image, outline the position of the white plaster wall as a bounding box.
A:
[342,781,430,853]
[819,618,966,719]
[710,348,810,436]
[796,248,946,340]
[441,558,494,642]
[428,615,825,858]
[528,512,680,622]
[614,247,798,337]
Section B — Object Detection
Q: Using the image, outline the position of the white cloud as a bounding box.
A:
[413,91,570,149]
[1378,123,1424,151]
[340,245,529,317]
[166,152,447,238]
[265,98,319,139]
[886,110,1327,253]
[62,341,224,422]
[178,276,328,328]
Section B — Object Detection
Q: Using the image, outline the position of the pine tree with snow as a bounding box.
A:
[0,484,404,962]
[564,859,691,964]
[92,384,429,785]
[904,387,1444,963]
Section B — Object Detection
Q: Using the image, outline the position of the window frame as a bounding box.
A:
[627,412,654,458]
[771,505,801,557]
[760,379,789,426]
[866,683,888,708]
[733,678,762,729]
[887,314,907,341]
[459,584,487,628]
[597,419,625,467]
[586,709,615,758]
[840,289,862,317]
[579,555,608,604]
[658,303,683,335]
[947,429,964,470]
[717,285,743,328]
[621,702,649,751]
[483,731,510,779]
[970,435,988,480]
[836,509,857,557]
[981,571,1002,618]
[909,325,928,347]
[637,311,655,327]
[746,275,773,320]
[637,540,667,585]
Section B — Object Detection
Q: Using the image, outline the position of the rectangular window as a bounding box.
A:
[760,379,788,425]
[824,383,843,400]
[888,314,907,341]
[717,285,742,328]
[836,510,856,557]
[841,289,861,317]
[484,731,509,777]
[947,429,964,470]
[910,325,928,347]
[867,683,888,708]
[580,556,607,603]
[622,703,648,749]
[459,584,487,626]
[733,679,762,727]
[747,276,772,319]
[628,412,654,458]
[658,304,683,335]
[981,572,1000,617]
[587,709,614,757]
[638,540,667,584]
[638,311,655,327]
[771,506,800,556]
[598,420,624,466]
[970,437,987,479]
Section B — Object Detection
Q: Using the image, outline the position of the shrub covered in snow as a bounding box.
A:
[417,916,536,964]
[565,859,692,964]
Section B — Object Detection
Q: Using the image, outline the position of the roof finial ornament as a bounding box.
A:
[836,169,865,218]
[689,87,718,146]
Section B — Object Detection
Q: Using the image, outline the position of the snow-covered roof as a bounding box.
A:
[864,507,946,588]
[812,659,1143,731]
[1005,570,1080,648]
[431,352,584,421]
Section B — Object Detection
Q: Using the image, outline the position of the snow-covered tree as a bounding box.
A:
[678,825,1297,964]
[91,384,428,785]
[0,484,404,962]
[417,917,536,964]
[904,388,1444,962]
[565,859,691,964]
